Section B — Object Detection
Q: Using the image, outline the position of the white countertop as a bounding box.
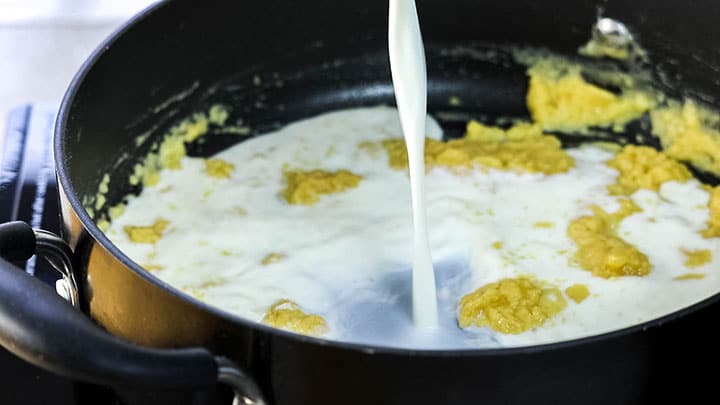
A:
[0,0,158,159]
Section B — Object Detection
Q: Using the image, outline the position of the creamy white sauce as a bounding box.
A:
[107,106,720,350]
[388,0,438,328]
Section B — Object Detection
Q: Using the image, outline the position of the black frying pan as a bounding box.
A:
[1,0,720,404]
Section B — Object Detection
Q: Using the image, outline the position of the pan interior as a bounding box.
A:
[85,37,720,350]
[94,41,718,216]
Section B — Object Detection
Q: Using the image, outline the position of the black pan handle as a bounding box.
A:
[0,221,266,404]
[0,255,219,389]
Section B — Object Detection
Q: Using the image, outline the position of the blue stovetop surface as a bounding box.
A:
[1,105,83,405]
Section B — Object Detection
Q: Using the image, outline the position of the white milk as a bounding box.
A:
[388,0,438,329]
[106,107,720,350]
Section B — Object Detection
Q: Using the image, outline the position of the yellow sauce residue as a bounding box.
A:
[703,186,720,238]
[96,219,110,232]
[128,104,230,188]
[158,136,189,172]
[283,169,362,205]
[382,121,574,175]
[588,142,623,153]
[681,248,713,268]
[674,273,706,281]
[85,174,112,220]
[97,202,126,232]
[198,278,227,289]
[204,158,235,179]
[465,121,542,141]
[124,218,170,244]
[262,299,328,336]
[533,221,555,228]
[142,264,164,272]
[232,206,248,216]
[448,96,462,106]
[606,145,692,195]
[579,39,630,61]
[158,114,209,171]
[492,241,504,250]
[108,204,126,221]
[208,104,230,126]
[567,200,651,278]
[357,140,383,159]
[565,284,590,303]
[182,286,206,300]
[458,277,567,334]
[651,101,720,175]
[526,59,655,132]
[94,174,110,211]
[261,252,287,266]
[181,278,229,300]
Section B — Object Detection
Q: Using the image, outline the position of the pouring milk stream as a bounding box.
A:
[388,0,439,328]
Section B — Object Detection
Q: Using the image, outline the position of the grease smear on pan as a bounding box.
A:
[105,103,720,349]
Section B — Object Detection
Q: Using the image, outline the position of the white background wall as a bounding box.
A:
[0,0,158,157]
